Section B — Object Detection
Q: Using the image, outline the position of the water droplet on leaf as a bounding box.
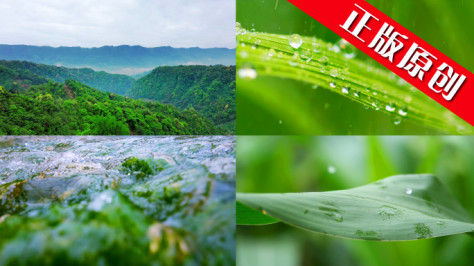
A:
[289,34,303,49]
[238,66,257,80]
[328,165,336,174]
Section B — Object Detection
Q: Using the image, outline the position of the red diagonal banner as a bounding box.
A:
[288,0,474,126]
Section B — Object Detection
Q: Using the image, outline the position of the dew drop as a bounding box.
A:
[312,42,321,53]
[312,84,318,90]
[329,44,340,53]
[371,101,381,110]
[289,34,303,49]
[378,205,399,220]
[337,39,357,59]
[278,120,283,125]
[237,66,257,79]
[392,116,402,125]
[266,48,275,57]
[330,69,339,77]
[250,24,256,33]
[353,91,360,98]
[333,213,343,222]
[289,53,299,66]
[235,22,242,35]
[405,188,413,195]
[341,87,350,94]
[328,165,336,174]
[398,107,408,117]
[329,82,336,88]
[300,49,313,63]
[319,56,329,65]
[385,104,396,112]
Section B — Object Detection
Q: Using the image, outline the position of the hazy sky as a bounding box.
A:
[0,0,235,48]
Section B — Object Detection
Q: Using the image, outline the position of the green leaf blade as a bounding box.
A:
[236,201,280,225]
[237,174,474,241]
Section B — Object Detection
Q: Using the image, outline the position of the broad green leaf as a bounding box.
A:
[236,201,279,225]
[236,31,472,134]
[237,174,474,240]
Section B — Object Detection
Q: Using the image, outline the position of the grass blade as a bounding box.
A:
[237,31,472,134]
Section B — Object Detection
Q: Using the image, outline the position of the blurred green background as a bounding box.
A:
[237,136,474,266]
[236,0,473,135]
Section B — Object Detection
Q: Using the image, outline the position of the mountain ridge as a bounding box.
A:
[0,44,235,75]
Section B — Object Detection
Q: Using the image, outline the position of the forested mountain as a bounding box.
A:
[0,60,135,95]
[0,80,222,135]
[131,65,235,132]
[0,64,49,92]
[0,45,235,75]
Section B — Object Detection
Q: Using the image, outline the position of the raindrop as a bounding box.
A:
[240,28,247,35]
[378,205,399,220]
[278,120,283,125]
[329,44,340,53]
[337,39,357,59]
[267,48,275,58]
[341,87,350,94]
[289,34,303,49]
[237,66,257,80]
[250,23,256,33]
[328,165,336,174]
[312,84,318,90]
[398,107,408,116]
[312,42,321,53]
[392,116,402,125]
[236,22,242,35]
[330,69,339,77]
[405,188,413,195]
[353,91,360,98]
[329,82,337,88]
[289,53,299,66]
[372,101,381,110]
[385,104,396,112]
[300,49,313,63]
[333,213,343,222]
[319,56,329,65]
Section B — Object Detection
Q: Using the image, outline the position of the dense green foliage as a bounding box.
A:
[0,80,222,135]
[0,64,48,93]
[0,60,135,95]
[0,45,235,75]
[131,65,236,132]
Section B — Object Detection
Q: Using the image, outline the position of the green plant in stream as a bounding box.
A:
[237,174,474,240]
[236,28,472,134]
[121,157,153,180]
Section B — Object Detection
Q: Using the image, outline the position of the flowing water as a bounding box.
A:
[0,136,235,265]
